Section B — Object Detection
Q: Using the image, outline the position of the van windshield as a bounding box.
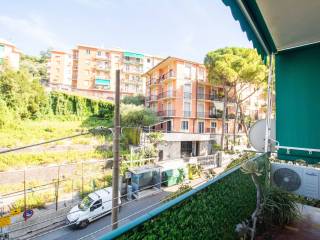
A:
[78,196,94,211]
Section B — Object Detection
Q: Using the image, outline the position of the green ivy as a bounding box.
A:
[117,156,268,240]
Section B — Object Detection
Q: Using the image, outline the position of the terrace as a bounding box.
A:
[98,0,320,239]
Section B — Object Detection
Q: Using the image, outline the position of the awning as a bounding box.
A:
[222,0,320,57]
[124,51,144,59]
[95,79,110,86]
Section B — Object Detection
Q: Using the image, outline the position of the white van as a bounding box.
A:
[66,187,121,228]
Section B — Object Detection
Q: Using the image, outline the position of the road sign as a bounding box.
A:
[23,209,33,220]
[0,216,11,227]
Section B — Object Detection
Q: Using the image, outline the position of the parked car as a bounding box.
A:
[66,187,121,228]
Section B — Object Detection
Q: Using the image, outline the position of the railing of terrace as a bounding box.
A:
[99,153,269,240]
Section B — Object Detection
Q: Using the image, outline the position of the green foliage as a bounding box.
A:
[188,164,202,180]
[225,152,256,171]
[121,104,158,127]
[147,132,163,144]
[0,67,48,120]
[164,184,192,202]
[49,92,113,119]
[12,192,55,211]
[261,186,300,227]
[118,167,259,240]
[121,94,145,106]
[204,47,267,87]
[0,150,113,171]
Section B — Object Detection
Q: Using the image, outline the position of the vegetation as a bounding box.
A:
[204,48,267,149]
[0,150,113,171]
[237,156,300,239]
[225,152,256,171]
[118,165,260,240]
[164,184,192,202]
[121,94,145,106]
[121,104,158,127]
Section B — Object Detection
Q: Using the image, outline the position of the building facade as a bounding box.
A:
[48,44,163,100]
[0,39,21,70]
[144,57,266,160]
[47,50,73,90]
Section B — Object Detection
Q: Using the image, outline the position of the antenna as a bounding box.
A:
[249,119,275,152]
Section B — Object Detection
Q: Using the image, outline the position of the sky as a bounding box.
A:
[0,0,252,62]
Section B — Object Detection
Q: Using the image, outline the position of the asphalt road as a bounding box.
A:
[34,190,169,240]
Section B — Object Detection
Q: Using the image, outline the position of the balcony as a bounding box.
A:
[95,55,110,61]
[159,70,176,81]
[146,95,157,102]
[183,111,191,118]
[157,110,176,117]
[183,92,192,99]
[158,90,176,99]
[197,111,205,118]
[124,59,143,65]
[96,65,110,71]
[209,111,222,118]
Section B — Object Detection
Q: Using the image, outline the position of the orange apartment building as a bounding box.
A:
[0,39,21,70]
[47,50,73,90]
[48,44,163,100]
[144,57,266,160]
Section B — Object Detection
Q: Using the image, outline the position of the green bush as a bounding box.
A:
[261,186,300,227]
[225,152,256,171]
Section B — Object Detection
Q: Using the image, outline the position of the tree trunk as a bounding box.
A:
[233,101,239,149]
[220,82,227,150]
[251,174,262,240]
[239,104,249,141]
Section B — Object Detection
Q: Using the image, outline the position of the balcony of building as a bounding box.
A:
[157,110,176,117]
[146,95,158,102]
[157,90,176,100]
[183,111,192,118]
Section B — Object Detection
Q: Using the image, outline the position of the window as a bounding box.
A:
[198,122,204,133]
[181,120,189,131]
[86,49,91,55]
[211,121,217,129]
[184,102,191,117]
[184,83,192,99]
[147,58,151,63]
[125,56,130,61]
[224,123,228,133]
[184,64,191,78]
[198,68,204,80]
[91,199,102,210]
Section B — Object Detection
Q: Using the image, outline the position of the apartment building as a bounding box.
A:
[0,39,21,70]
[47,50,73,90]
[144,57,266,160]
[47,44,163,100]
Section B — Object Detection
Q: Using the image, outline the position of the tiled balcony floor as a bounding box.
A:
[273,204,320,240]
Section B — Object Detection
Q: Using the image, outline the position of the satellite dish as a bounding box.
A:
[249,119,275,152]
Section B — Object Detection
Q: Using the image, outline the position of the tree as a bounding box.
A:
[204,48,267,149]
[120,104,158,127]
[121,94,145,106]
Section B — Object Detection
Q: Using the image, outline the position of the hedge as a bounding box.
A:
[116,154,268,240]
[49,92,114,119]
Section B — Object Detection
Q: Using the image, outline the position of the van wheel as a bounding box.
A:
[79,220,89,229]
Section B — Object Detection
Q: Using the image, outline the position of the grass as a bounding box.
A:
[0,149,113,171]
[0,117,111,148]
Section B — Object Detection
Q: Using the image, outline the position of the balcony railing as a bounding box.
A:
[158,90,176,99]
[209,112,223,118]
[206,128,217,134]
[157,110,176,117]
[197,111,205,118]
[184,92,192,99]
[100,153,269,240]
[183,111,191,118]
[146,95,158,102]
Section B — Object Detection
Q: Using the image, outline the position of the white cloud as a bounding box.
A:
[71,0,114,8]
[0,15,68,51]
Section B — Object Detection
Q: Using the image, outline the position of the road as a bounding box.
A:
[34,190,169,240]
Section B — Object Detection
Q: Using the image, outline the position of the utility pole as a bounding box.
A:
[111,69,120,230]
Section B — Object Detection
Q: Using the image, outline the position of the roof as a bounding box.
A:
[143,56,205,76]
